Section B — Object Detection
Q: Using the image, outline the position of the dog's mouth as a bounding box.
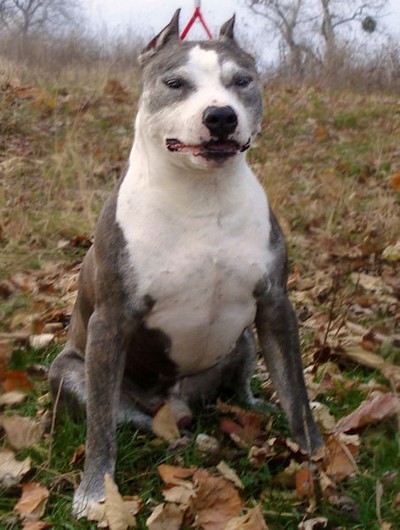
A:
[166,138,250,160]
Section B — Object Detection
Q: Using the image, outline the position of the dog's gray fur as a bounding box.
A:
[49,10,322,518]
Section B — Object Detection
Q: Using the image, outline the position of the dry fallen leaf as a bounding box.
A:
[3,370,33,393]
[334,345,400,390]
[69,444,86,465]
[162,481,195,505]
[273,459,302,488]
[22,522,52,529]
[189,469,242,530]
[350,272,387,293]
[0,449,32,488]
[224,505,269,529]
[310,402,336,431]
[219,402,262,447]
[390,172,400,191]
[29,334,55,349]
[0,390,27,406]
[1,415,43,449]
[382,241,400,261]
[14,482,49,521]
[323,433,359,481]
[103,473,137,530]
[295,467,315,499]
[158,464,197,485]
[333,393,400,433]
[216,461,244,490]
[298,517,328,529]
[0,339,13,382]
[146,503,183,530]
[152,403,180,442]
[195,433,220,454]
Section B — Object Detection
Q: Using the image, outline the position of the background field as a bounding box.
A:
[0,52,399,529]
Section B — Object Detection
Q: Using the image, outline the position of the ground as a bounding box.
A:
[0,68,399,529]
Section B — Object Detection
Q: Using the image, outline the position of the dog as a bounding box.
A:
[49,10,322,518]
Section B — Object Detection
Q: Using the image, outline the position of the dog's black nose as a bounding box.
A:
[202,106,238,138]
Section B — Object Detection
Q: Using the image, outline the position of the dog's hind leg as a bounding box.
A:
[49,346,153,430]
[48,346,87,416]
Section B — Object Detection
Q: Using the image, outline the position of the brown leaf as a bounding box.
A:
[392,492,400,510]
[333,345,400,390]
[69,444,85,465]
[310,402,336,431]
[323,433,359,481]
[216,461,244,490]
[195,433,220,454]
[0,449,32,488]
[1,415,43,449]
[14,482,49,521]
[333,393,400,433]
[146,503,183,530]
[295,467,315,498]
[14,86,42,100]
[0,339,13,382]
[29,334,55,349]
[224,505,269,529]
[219,401,262,447]
[298,517,328,529]
[0,390,27,406]
[390,172,400,191]
[22,522,52,529]
[188,469,242,530]
[273,460,302,488]
[3,370,33,393]
[382,241,400,262]
[158,464,197,485]
[152,403,180,442]
[104,473,137,529]
[162,482,195,505]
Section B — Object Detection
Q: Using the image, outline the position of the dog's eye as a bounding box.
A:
[164,78,185,89]
[234,75,253,88]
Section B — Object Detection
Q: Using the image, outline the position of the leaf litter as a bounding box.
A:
[1,81,400,528]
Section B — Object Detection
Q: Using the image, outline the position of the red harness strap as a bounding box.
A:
[180,3,212,40]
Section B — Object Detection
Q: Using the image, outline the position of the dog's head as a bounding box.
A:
[137,10,263,170]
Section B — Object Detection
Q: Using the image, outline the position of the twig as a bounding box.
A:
[46,376,64,468]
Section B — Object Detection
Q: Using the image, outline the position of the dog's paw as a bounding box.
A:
[169,397,193,429]
[72,485,105,521]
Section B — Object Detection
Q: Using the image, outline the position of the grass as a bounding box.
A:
[1,57,399,528]
[1,355,399,528]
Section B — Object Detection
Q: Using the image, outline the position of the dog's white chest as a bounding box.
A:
[117,167,272,375]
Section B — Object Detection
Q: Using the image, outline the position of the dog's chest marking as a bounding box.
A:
[117,165,272,375]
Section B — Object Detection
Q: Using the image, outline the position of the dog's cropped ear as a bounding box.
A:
[219,14,235,40]
[138,9,180,66]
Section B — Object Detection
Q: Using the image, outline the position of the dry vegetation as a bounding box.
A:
[0,38,400,529]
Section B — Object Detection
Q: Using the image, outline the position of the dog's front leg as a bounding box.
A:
[73,308,129,518]
[255,284,323,452]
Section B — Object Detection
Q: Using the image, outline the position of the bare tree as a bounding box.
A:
[248,0,388,77]
[319,0,387,62]
[0,0,82,36]
[248,0,318,75]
